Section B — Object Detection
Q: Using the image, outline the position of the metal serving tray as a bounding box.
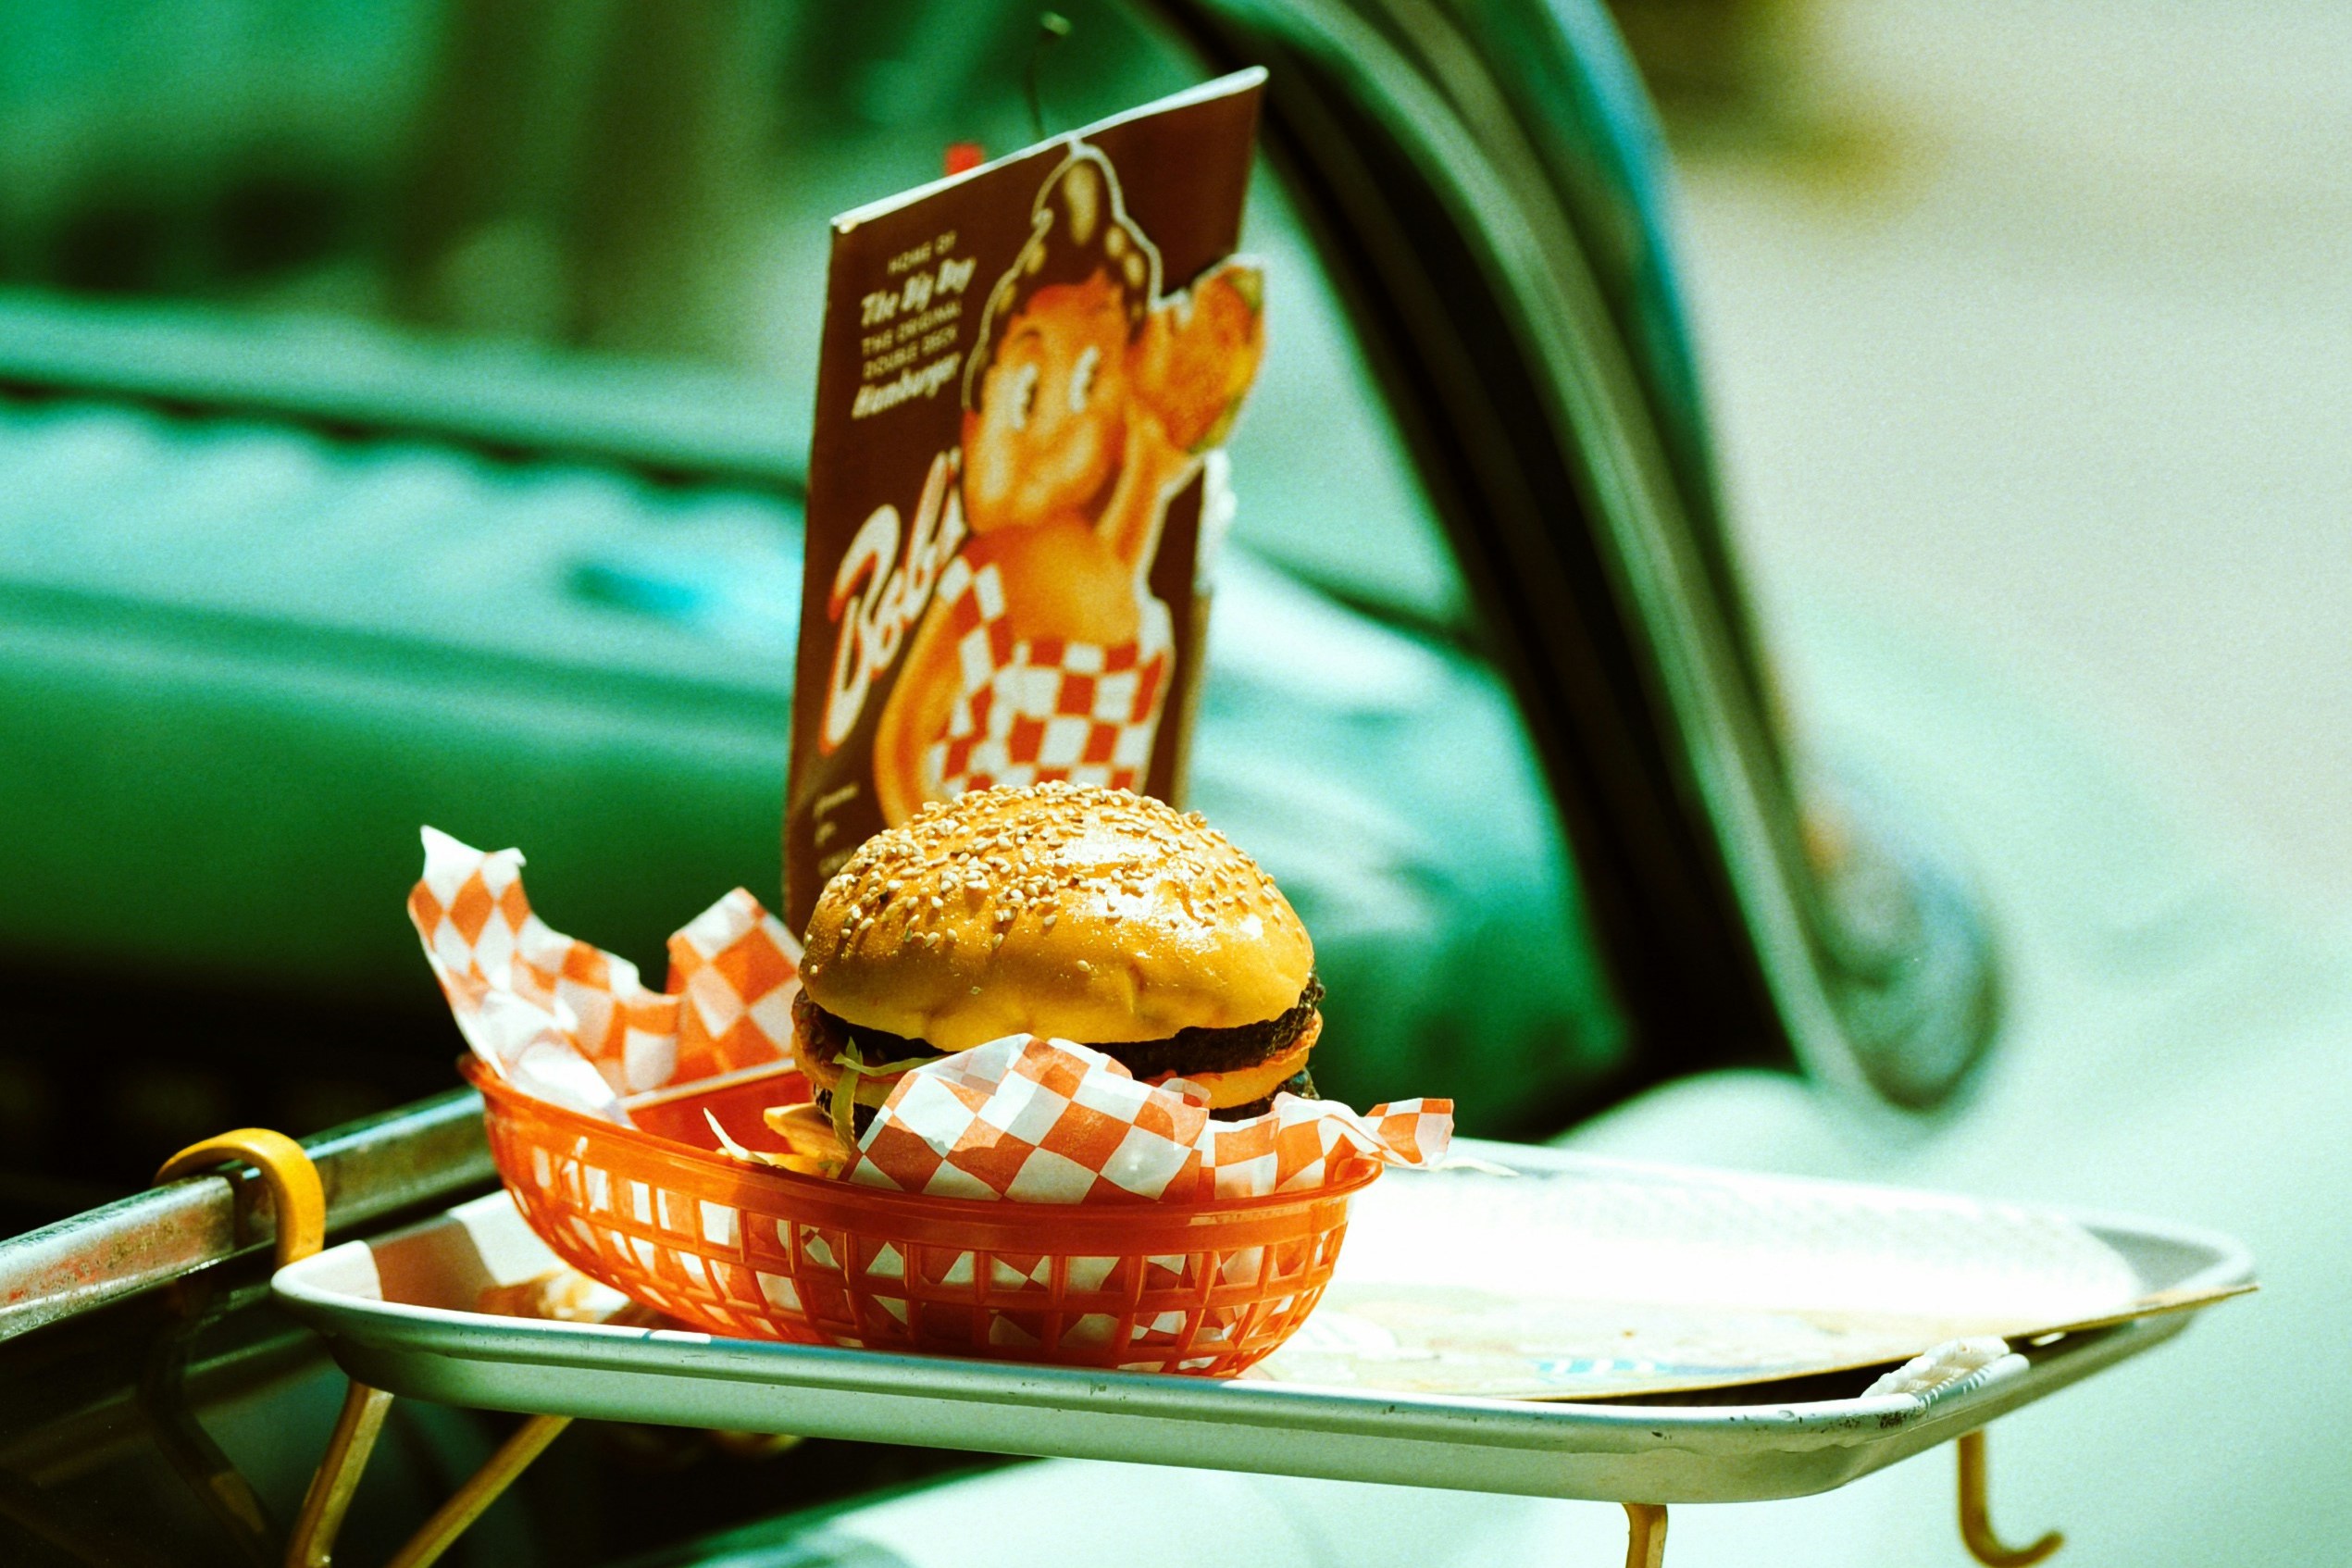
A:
[271,1142,2250,1505]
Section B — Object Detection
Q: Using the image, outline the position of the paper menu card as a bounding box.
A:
[784,72,1268,931]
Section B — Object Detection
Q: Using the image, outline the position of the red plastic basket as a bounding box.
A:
[467,1059,1375,1375]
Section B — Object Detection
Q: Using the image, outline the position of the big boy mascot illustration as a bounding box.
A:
[869,145,1263,826]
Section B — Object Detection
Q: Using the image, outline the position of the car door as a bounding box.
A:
[0,0,1997,1562]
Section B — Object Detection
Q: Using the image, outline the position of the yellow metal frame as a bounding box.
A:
[1622,1502,1667,1567]
[156,1128,323,1270]
[1606,1428,2067,1567]
[1959,1429,2064,1567]
[158,1126,2071,1568]
[156,1128,571,1568]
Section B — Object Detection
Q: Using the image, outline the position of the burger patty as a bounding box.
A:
[1207,1067,1318,1122]
[818,1066,1317,1134]
[1097,973,1325,1079]
[793,973,1324,1082]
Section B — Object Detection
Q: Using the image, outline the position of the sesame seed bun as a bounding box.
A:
[798,782,1313,1054]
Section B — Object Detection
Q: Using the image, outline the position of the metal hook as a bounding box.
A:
[156,1126,571,1568]
[1623,1503,1667,1568]
[1959,1430,2063,1567]
[156,1128,324,1271]
[1025,12,1072,141]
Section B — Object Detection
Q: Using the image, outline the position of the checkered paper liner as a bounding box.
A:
[851,1033,1450,1203]
[408,828,798,1122]
[922,556,1172,797]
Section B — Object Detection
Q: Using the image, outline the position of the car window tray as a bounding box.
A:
[271,1139,2250,1506]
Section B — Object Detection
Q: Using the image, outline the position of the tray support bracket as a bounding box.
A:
[156,1128,570,1568]
[1623,1502,1666,1567]
[1959,1429,2062,1567]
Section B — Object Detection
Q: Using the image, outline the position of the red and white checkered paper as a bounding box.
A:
[922,556,1171,797]
[848,1034,1451,1203]
[408,828,797,1122]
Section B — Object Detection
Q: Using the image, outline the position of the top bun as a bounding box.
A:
[800,783,1313,1052]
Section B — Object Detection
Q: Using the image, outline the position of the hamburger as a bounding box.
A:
[794,782,1321,1135]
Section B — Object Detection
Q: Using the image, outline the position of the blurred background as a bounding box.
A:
[0,0,1621,1226]
[1625,0,2352,925]
[8,0,2340,904]
[1,0,2343,1206]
